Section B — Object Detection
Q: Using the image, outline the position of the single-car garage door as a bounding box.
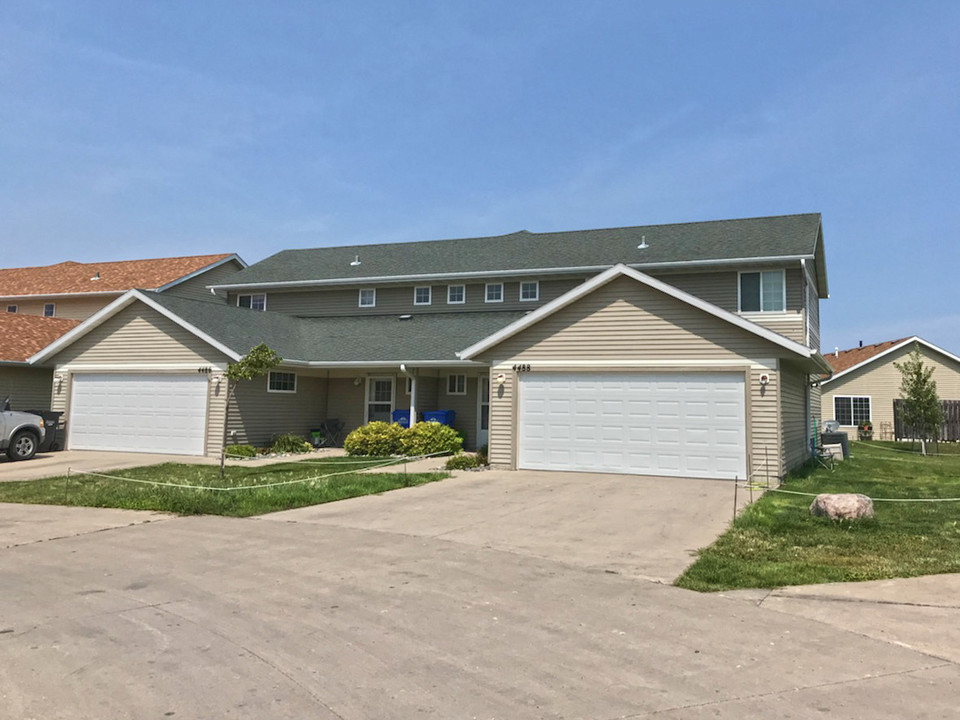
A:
[69,374,209,455]
[518,371,746,479]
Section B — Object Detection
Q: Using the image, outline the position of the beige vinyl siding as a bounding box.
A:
[483,276,790,361]
[226,373,329,446]
[779,364,810,473]
[823,344,960,441]
[10,296,118,321]
[50,304,229,367]
[206,377,227,455]
[232,278,584,317]
[479,276,788,476]
[438,373,480,449]
[326,377,367,438]
[488,369,515,467]
[0,366,53,411]
[655,271,738,310]
[806,280,821,351]
[744,314,805,344]
[163,260,243,302]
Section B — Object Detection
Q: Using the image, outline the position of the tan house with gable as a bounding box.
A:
[822,337,960,441]
[1,253,246,411]
[27,213,832,483]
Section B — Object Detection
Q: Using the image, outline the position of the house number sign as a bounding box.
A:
[512,364,531,373]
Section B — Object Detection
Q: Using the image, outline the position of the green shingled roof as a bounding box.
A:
[146,292,525,363]
[216,213,823,287]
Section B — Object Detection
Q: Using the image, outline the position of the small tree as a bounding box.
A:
[220,343,282,475]
[894,343,943,455]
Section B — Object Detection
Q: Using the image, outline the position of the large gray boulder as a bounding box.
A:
[809,493,875,521]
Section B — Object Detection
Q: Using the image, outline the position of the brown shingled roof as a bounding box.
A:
[0,254,234,297]
[824,338,913,374]
[0,314,82,362]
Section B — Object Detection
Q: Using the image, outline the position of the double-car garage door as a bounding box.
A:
[69,374,209,455]
[517,371,746,479]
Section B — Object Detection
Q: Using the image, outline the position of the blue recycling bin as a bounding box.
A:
[422,410,455,426]
[391,409,411,428]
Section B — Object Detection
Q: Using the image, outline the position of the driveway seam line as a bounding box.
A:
[1,515,177,550]
[762,592,960,611]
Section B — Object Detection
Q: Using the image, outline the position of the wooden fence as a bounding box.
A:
[893,399,960,441]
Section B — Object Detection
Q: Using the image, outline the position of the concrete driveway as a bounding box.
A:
[1,472,958,719]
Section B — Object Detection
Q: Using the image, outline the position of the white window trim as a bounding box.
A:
[414,286,432,306]
[359,288,377,308]
[6,305,17,313]
[365,376,395,423]
[737,270,786,313]
[519,280,539,302]
[446,374,467,395]
[833,395,872,427]
[485,283,503,303]
[237,293,267,311]
[43,303,56,317]
[447,285,466,304]
[267,371,297,394]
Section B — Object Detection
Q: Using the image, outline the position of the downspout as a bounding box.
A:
[400,364,416,426]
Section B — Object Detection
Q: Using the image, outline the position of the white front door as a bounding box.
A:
[517,371,746,479]
[68,373,209,455]
[477,375,490,447]
[365,377,395,423]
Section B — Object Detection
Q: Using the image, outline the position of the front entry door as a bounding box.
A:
[477,375,490,447]
[366,377,394,423]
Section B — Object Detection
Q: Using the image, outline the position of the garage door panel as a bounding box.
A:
[518,371,746,479]
[70,374,208,456]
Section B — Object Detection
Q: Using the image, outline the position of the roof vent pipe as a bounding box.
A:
[835,347,839,357]
[350,255,361,266]
[859,340,863,348]
[637,235,649,250]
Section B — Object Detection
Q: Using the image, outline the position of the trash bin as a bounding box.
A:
[422,410,455,426]
[820,431,849,459]
[26,410,64,452]
[391,409,411,428]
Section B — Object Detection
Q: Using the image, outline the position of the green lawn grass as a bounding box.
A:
[0,457,447,517]
[675,441,960,591]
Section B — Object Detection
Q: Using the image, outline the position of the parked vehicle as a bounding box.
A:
[0,397,46,461]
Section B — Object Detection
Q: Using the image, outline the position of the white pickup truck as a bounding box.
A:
[0,397,45,461]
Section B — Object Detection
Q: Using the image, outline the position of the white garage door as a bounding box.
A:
[69,374,209,455]
[518,372,746,479]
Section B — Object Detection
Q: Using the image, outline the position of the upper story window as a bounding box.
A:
[414,286,432,305]
[267,371,297,393]
[6,305,17,313]
[447,285,465,304]
[485,283,503,303]
[238,294,266,311]
[739,271,785,312]
[43,303,56,317]
[519,281,539,302]
[359,288,376,307]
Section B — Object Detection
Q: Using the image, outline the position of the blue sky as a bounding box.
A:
[2,1,959,355]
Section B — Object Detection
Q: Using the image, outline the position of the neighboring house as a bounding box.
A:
[2,253,246,410]
[822,337,960,441]
[0,253,246,320]
[0,314,81,410]
[29,214,831,482]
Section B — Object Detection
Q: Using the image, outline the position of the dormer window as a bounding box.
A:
[238,294,266,311]
[414,286,432,306]
[739,271,785,312]
[359,288,376,308]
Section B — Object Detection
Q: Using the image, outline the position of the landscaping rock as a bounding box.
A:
[809,493,874,521]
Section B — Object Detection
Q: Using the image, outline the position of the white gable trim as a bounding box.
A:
[457,264,820,362]
[822,337,960,385]
[28,290,242,364]
[156,254,248,292]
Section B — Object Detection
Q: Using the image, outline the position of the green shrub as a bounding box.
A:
[270,433,313,454]
[400,421,463,457]
[344,421,404,456]
[225,444,257,458]
[445,453,481,470]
